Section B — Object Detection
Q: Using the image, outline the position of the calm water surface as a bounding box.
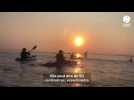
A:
[0,52,134,87]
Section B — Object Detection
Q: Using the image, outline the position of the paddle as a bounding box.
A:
[28,45,37,53]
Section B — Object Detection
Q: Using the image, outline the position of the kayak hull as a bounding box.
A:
[41,61,77,67]
[16,56,36,62]
[71,57,84,60]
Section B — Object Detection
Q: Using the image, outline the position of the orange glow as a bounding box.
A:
[74,67,81,73]
[76,53,82,58]
[77,61,81,65]
[74,36,84,47]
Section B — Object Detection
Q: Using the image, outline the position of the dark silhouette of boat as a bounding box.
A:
[40,60,77,67]
[16,56,36,62]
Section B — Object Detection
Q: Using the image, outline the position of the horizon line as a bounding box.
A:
[0,50,134,57]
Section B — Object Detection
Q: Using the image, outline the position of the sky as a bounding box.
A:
[0,12,134,55]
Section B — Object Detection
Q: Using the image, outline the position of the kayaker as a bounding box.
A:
[70,52,75,59]
[41,50,77,67]
[129,57,133,63]
[84,51,88,59]
[20,48,31,60]
[56,50,65,65]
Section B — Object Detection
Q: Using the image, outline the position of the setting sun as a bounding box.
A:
[74,36,84,47]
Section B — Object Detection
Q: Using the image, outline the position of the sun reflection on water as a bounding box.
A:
[74,67,82,73]
[77,61,81,65]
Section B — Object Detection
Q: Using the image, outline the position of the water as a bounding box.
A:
[0,52,134,87]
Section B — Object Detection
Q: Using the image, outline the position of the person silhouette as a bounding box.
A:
[84,51,88,59]
[129,57,133,63]
[70,52,75,59]
[56,50,65,66]
[20,48,30,60]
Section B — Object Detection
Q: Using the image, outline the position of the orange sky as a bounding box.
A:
[0,12,134,55]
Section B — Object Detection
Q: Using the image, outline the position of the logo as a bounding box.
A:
[122,15,131,27]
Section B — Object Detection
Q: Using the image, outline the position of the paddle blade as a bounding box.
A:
[32,45,37,50]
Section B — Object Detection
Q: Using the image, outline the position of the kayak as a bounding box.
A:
[40,60,77,67]
[71,57,83,60]
[16,56,36,62]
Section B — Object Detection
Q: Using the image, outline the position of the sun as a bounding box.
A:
[74,36,84,47]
